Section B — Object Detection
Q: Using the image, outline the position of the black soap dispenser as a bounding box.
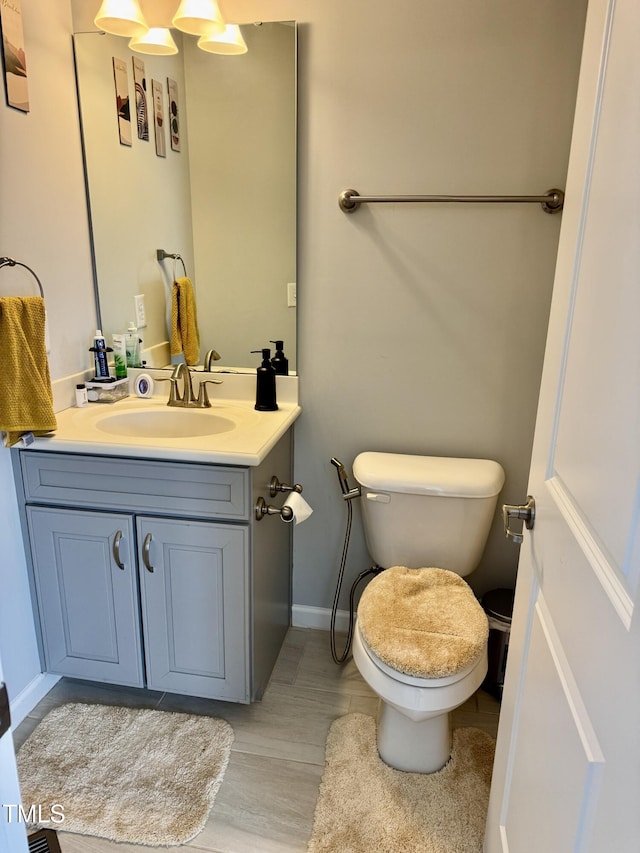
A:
[251,349,278,411]
[270,340,289,375]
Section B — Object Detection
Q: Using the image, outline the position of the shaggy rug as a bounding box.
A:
[308,714,494,853]
[17,702,234,847]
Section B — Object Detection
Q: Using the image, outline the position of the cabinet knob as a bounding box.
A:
[142,533,154,572]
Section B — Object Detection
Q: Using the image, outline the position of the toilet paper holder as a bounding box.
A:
[269,476,303,497]
[255,496,294,523]
[255,476,307,522]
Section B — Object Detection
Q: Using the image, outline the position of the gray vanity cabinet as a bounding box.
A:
[137,516,249,701]
[26,508,249,701]
[26,506,144,687]
[16,434,292,704]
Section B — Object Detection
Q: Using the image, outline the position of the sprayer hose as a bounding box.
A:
[330,497,381,664]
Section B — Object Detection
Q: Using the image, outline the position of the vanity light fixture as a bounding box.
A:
[93,0,246,56]
[94,0,148,37]
[172,0,225,37]
[129,28,178,55]
[198,24,248,55]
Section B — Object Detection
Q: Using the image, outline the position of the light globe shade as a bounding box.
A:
[198,24,248,55]
[129,28,178,55]
[94,0,148,37]
[172,0,225,36]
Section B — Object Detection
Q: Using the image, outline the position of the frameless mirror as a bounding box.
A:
[73,22,296,371]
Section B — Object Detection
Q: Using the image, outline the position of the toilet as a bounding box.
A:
[352,451,505,773]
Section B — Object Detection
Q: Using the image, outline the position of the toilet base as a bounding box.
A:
[377,701,451,773]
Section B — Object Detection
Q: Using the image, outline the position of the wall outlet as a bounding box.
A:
[134,294,147,328]
[287,282,297,307]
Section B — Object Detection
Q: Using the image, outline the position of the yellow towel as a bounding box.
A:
[170,277,200,366]
[0,297,57,447]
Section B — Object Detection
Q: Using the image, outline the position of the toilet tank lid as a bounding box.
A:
[352,452,505,498]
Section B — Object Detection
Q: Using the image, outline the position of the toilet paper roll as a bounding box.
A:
[282,491,313,525]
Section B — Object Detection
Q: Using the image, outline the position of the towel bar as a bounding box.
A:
[338,188,565,215]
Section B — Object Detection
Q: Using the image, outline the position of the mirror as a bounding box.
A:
[73,22,296,371]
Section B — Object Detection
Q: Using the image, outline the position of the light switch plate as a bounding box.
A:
[287,282,297,307]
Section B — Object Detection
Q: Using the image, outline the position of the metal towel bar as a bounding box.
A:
[338,188,565,214]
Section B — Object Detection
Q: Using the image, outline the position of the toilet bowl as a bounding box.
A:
[353,620,488,773]
[351,452,505,773]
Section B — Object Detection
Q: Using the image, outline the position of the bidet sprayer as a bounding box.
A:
[330,457,361,500]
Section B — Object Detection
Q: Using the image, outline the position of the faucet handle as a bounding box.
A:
[194,378,224,408]
[156,372,183,406]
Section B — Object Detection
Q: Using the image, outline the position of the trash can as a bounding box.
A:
[481,587,514,699]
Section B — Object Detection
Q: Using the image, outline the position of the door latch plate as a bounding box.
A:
[502,495,536,544]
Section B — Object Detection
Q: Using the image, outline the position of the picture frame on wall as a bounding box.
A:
[112,57,132,146]
[132,55,148,142]
[152,79,166,157]
[0,0,29,112]
[167,77,180,152]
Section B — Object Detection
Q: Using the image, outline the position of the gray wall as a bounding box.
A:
[282,0,587,608]
[1,0,588,705]
[0,0,96,705]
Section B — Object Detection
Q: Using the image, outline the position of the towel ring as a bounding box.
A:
[156,249,187,280]
[0,257,45,298]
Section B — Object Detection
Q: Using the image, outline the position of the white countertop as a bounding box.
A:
[30,379,301,466]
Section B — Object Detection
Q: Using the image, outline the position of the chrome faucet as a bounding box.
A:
[203,349,221,370]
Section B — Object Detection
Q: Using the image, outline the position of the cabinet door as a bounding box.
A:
[138,517,249,702]
[27,507,143,686]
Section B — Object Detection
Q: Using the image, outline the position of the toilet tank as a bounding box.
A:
[352,452,505,576]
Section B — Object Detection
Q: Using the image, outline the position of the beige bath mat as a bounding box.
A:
[308,713,494,853]
[17,702,234,847]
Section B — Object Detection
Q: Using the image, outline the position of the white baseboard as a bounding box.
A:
[292,605,351,632]
[10,673,60,727]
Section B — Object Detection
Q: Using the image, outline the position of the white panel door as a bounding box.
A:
[0,654,28,853]
[485,0,640,850]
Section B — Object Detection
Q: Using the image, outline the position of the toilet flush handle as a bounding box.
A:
[365,492,391,504]
[502,496,536,544]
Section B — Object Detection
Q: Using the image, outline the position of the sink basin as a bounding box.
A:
[95,409,236,439]
[45,384,301,466]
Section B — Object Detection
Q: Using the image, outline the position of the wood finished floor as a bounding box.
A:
[14,627,501,853]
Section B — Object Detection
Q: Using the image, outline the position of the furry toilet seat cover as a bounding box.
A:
[357,567,488,679]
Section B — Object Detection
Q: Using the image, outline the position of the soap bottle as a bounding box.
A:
[125,322,141,368]
[251,348,278,411]
[270,340,289,375]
